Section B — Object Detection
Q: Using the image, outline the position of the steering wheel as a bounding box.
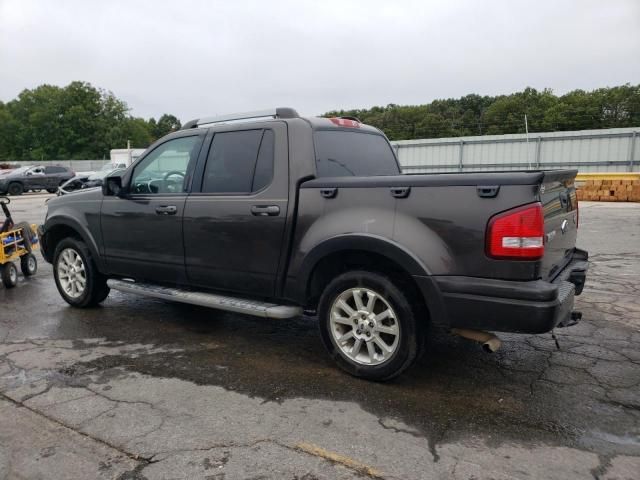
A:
[163,171,185,193]
[0,196,10,205]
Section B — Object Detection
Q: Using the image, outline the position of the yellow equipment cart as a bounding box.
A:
[0,196,39,288]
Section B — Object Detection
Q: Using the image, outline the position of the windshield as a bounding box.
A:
[313,131,399,177]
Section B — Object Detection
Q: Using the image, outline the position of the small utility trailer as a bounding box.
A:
[0,196,38,288]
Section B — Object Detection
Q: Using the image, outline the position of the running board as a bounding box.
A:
[106,279,302,319]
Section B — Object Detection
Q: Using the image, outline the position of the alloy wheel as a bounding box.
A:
[57,248,87,298]
[329,288,400,365]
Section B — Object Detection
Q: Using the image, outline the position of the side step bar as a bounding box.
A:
[107,279,303,319]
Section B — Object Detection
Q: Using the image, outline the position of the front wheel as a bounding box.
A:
[46,188,57,194]
[317,270,421,381]
[8,183,23,196]
[53,238,110,307]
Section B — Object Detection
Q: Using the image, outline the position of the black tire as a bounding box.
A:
[8,183,23,196]
[15,222,35,253]
[1,262,18,289]
[46,188,57,194]
[20,253,37,276]
[317,270,421,381]
[53,237,110,307]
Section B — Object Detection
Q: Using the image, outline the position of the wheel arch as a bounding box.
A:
[293,234,432,314]
[42,217,105,271]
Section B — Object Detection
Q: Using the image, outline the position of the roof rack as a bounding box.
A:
[182,107,299,129]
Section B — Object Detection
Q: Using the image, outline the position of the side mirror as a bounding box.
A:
[26,172,32,176]
[103,175,124,197]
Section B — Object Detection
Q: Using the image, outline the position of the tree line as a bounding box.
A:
[0,81,181,161]
[326,84,640,141]
[0,81,638,160]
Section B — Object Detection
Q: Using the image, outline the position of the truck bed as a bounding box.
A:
[296,169,578,283]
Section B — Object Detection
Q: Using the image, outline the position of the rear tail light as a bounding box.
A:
[486,203,544,259]
[329,117,360,128]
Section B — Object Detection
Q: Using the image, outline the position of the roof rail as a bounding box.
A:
[182,107,299,129]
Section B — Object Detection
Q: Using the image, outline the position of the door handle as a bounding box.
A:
[251,205,280,216]
[155,205,177,215]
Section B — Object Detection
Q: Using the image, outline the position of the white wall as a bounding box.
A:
[391,127,640,173]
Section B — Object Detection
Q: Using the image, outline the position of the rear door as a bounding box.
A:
[540,171,579,280]
[44,166,65,189]
[183,122,289,297]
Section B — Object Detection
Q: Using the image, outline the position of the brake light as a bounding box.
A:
[487,203,544,259]
[329,118,360,128]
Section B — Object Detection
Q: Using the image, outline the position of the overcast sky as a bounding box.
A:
[1,0,638,121]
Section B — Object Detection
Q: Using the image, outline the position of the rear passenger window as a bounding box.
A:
[202,129,274,194]
[252,130,274,192]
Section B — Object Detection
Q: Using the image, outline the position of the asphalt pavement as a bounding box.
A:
[1,193,639,479]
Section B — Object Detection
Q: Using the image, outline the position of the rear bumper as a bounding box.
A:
[418,248,589,334]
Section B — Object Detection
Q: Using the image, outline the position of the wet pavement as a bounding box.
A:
[1,194,639,479]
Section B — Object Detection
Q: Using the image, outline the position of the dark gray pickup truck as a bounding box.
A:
[39,108,588,380]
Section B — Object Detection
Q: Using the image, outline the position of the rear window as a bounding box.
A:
[313,131,399,177]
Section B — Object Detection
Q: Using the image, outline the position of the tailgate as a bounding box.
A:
[539,170,579,280]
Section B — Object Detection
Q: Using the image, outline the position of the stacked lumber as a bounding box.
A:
[576,174,640,202]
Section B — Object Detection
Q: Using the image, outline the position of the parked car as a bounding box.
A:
[0,165,75,195]
[57,168,126,196]
[39,108,588,381]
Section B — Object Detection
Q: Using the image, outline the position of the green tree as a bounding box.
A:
[0,81,181,161]
[151,114,181,138]
[323,84,639,140]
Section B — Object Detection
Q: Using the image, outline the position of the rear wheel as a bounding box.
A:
[317,270,421,381]
[1,262,18,288]
[53,238,109,307]
[8,183,23,196]
[20,253,37,276]
[46,188,57,194]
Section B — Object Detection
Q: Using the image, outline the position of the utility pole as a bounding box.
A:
[525,114,531,170]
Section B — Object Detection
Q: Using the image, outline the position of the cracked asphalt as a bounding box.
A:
[1,194,639,479]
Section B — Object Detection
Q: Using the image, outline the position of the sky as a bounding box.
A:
[0,0,639,122]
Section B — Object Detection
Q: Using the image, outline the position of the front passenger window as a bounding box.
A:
[130,136,200,194]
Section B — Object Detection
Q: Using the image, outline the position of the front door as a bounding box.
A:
[24,166,47,190]
[183,123,289,297]
[101,134,204,284]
